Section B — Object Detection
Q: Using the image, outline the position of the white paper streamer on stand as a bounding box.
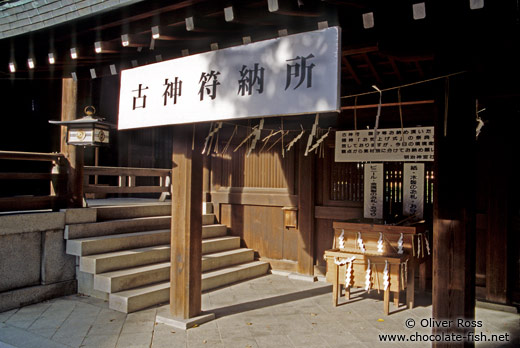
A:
[338,229,345,249]
[377,232,384,253]
[334,257,347,266]
[365,259,372,291]
[425,236,431,255]
[357,232,366,252]
[345,256,355,287]
[383,260,389,291]
[417,235,422,258]
[397,233,404,254]
[404,260,408,284]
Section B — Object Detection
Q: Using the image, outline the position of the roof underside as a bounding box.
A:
[1,0,519,99]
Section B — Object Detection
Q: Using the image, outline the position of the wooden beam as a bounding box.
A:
[415,60,424,78]
[0,196,61,213]
[170,125,203,319]
[341,100,434,110]
[0,150,63,162]
[388,57,403,81]
[363,53,382,84]
[432,76,476,347]
[314,205,362,220]
[297,139,315,275]
[342,45,379,56]
[185,15,236,33]
[211,191,297,207]
[342,56,361,85]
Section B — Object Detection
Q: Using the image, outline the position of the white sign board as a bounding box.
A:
[403,163,425,218]
[363,163,384,219]
[335,126,434,162]
[118,27,341,130]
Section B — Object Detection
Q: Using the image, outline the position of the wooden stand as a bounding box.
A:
[325,249,409,315]
[331,221,429,309]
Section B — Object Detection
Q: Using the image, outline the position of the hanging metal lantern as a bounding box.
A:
[49,106,114,146]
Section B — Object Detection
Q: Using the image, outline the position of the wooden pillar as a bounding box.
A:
[170,125,203,319]
[60,78,84,208]
[297,140,315,275]
[484,118,510,304]
[432,76,476,347]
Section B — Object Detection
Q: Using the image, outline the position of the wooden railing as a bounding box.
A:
[0,150,67,212]
[83,166,171,200]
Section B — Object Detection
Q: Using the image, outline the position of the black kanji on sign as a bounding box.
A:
[163,77,182,105]
[132,84,149,110]
[285,54,315,90]
[238,64,265,96]
[198,71,221,101]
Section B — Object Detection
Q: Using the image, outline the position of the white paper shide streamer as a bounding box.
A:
[397,233,404,254]
[377,232,384,253]
[425,236,431,255]
[338,229,345,249]
[365,259,372,291]
[383,260,390,291]
[357,232,366,252]
[344,256,355,287]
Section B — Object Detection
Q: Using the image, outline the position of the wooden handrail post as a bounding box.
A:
[50,156,68,210]
[60,78,84,208]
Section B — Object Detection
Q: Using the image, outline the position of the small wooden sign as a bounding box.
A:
[335,126,434,162]
[364,163,383,219]
[403,163,425,218]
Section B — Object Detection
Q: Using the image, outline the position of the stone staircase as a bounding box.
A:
[65,202,269,313]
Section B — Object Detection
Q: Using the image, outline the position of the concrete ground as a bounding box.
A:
[0,274,518,348]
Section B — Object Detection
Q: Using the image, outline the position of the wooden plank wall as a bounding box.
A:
[314,145,363,275]
[211,142,299,271]
[215,145,294,189]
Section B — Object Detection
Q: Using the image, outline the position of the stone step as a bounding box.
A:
[95,204,214,222]
[201,248,254,272]
[95,203,172,221]
[94,248,254,293]
[79,225,227,274]
[202,213,215,225]
[80,244,171,274]
[66,229,170,256]
[201,260,270,291]
[203,202,214,214]
[202,236,240,254]
[65,216,171,240]
[66,217,220,240]
[95,262,170,293]
[109,282,170,313]
[202,224,227,238]
[93,248,255,293]
[109,260,269,313]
